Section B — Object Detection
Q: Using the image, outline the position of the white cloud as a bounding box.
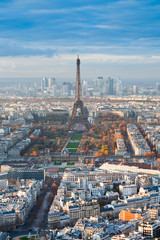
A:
[29,5,101,15]
[62,53,160,64]
[95,25,120,30]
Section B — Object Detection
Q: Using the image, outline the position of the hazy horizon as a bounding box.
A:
[0,77,159,87]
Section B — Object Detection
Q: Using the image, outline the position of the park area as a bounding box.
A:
[66,134,82,153]
[66,142,79,148]
[14,236,35,240]
[70,134,82,141]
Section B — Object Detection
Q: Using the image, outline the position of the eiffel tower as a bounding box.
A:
[66,56,91,131]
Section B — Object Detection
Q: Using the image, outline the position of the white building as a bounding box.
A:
[119,185,137,197]
[0,179,8,190]
[138,221,160,238]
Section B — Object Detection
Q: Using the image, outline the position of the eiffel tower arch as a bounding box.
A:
[66,56,91,131]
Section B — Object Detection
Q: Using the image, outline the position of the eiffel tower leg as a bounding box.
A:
[72,103,78,118]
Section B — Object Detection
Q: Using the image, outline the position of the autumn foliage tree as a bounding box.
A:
[8,179,17,185]
[144,152,149,157]
[150,152,156,157]
[91,158,94,164]
[95,152,105,157]
[95,152,101,157]
[102,136,107,141]
[51,183,58,193]
[43,184,48,192]
[144,152,156,158]
[48,193,54,203]
[112,124,117,129]
[31,150,38,156]
[133,158,136,163]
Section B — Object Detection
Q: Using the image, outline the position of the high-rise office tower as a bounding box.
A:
[52,85,57,97]
[62,82,69,96]
[82,80,87,96]
[156,82,160,91]
[48,78,55,88]
[41,77,49,91]
[102,81,106,95]
[133,85,138,95]
[116,77,122,96]
[108,77,114,95]
[94,77,104,92]
[44,77,49,88]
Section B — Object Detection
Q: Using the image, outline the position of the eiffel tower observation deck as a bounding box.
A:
[66,56,91,131]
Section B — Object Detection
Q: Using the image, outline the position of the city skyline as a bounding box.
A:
[0,0,160,81]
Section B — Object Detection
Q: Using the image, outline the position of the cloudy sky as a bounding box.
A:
[0,0,160,81]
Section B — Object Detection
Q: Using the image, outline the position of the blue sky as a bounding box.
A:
[0,0,160,81]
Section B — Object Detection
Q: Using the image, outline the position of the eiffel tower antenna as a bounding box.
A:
[76,55,81,100]
[66,56,91,131]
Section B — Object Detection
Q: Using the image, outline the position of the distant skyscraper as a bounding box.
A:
[44,77,49,88]
[52,85,57,97]
[62,82,69,96]
[82,80,87,97]
[103,81,108,95]
[108,77,114,95]
[41,78,44,91]
[41,77,49,91]
[48,78,55,88]
[116,77,122,96]
[156,82,160,91]
[133,85,138,95]
[94,77,104,91]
